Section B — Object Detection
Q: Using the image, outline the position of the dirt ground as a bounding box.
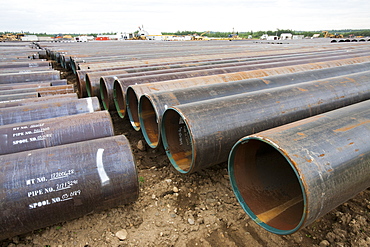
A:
[1,62,369,247]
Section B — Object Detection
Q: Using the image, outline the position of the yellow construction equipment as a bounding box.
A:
[191,31,210,41]
[322,31,344,38]
[0,33,24,42]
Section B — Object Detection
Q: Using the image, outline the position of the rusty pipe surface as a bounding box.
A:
[0,92,39,102]
[121,53,370,129]
[161,71,370,173]
[85,70,128,97]
[0,82,51,90]
[91,50,370,101]
[37,85,75,97]
[0,97,100,125]
[139,62,370,148]
[0,111,114,155]
[117,55,370,123]
[0,85,74,96]
[0,71,60,83]
[228,100,370,234]
[75,48,328,88]
[0,135,139,240]
[0,93,78,108]
[0,61,51,69]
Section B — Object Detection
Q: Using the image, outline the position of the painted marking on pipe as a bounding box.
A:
[96,148,110,186]
[164,104,168,110]
[87,97,94,112]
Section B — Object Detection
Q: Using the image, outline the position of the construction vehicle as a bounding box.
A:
[129,26,148,40]
[322,31,344,38]
[228,28,243,40]
[0,33,25,42]
[191,31,210,41]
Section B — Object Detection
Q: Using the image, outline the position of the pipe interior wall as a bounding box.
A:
[228,100,370,234]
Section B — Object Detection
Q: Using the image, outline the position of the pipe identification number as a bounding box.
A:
[25,169,82,210]
[12,123,52,145]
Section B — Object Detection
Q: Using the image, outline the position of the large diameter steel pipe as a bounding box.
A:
[37,85,75,97]
[100,76,117,110]
[0,93,78,108]
[0,135,139,240]
[139,62,370,148]
[228,100,370,235]
[0,71,60,83]
[76,49,328,93]
[85,70,128,97]
[123,55,370,127]
[0,97,100,125]
[0,92,39,102]
[0,111,114,155]
[0,85,74,96]
[0,61,50,69]
[161,71,370,173]
[0,82,51,91]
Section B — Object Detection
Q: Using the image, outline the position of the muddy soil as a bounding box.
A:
[1,64,369,247]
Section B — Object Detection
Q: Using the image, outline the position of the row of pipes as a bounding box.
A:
[1,39,369,239]
[0,43,138,240]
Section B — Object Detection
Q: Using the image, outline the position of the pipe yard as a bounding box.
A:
[0,39,369,246]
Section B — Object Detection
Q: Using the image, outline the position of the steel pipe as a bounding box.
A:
[0,92,39,102]
[0,71,60,84]
[0,82,51,90]
[161,71,370,173]
[37,85,75,97]
[0,135,139,240]
[140,62,370,148]
[0,85,74,96]
[0,61,50,69]
[90,50,370,99]
[0,97,100,125]
[93,50,352,97]
[228,100,370,234]
[122,53,370,131]
[0,111,114,155]
[0,93,78,108]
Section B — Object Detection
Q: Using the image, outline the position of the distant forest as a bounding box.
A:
[1,29,370,38]
[162,29,370,38]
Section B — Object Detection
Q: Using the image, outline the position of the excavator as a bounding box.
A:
[322,31,344,38]
[191,31,210,41]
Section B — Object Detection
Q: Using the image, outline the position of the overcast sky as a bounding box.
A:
[1,0,369,34]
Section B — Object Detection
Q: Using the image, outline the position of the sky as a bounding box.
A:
[1,0,369,34]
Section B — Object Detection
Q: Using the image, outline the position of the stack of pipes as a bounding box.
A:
[32,39,370,236]
[0,43,138,240]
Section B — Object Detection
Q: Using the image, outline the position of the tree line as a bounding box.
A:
[162,29,370,38]
[2,29,370,38]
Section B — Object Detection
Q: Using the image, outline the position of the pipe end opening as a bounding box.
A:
[229,138,305,234]
[113,81,126,118]
[126,87,140,131]
[139,95,160,148]
[100,80,110,110]
[162,109,193,173]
